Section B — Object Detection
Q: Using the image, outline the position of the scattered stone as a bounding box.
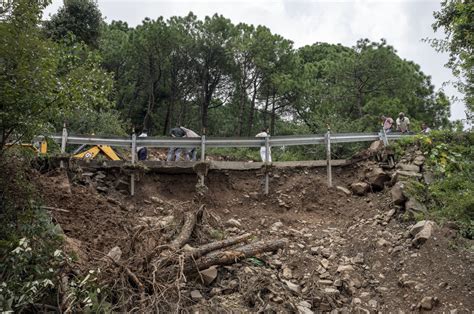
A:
[106,246,122,262]
[337,265,354,273]
[282,279,301,293]
[199,266,218,285]
[369,140,384,153]
[376,238,390,247]
[423,171,435,185]
[336,186,352,196]
[310,247,320,255]
[352,297,362,305]
[320,259,330,269]
[321,248,332,258]
[350,182,370,196]
[297,305,314,314]
[318,279,333,286]
[248,192,259,200]
[226,218,242,228]
[368,299,378,309]
[351,253,364,264]
[282,267,293,279]
[324,288,339,296]
[420,296,437,310]
[272,221,283,230]
[190,290,203,300]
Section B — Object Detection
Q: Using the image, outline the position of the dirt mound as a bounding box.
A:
[35,163,474,312]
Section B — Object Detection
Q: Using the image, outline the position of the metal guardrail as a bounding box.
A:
[37,132,407,148]
[36,129,409,195]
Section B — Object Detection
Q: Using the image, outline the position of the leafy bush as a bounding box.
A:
[394,131,473,238]
[0,151,108,311]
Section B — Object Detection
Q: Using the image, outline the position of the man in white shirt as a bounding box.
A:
[396,112,410,133]
[256,127,272,162]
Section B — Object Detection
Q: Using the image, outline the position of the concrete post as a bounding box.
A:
[264,136,270,195]
[326,128,332,187]
[60,123,67,169]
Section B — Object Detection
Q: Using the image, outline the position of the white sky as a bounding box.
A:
[44,0,468,122]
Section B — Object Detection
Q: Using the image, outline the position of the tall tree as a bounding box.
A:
[44,0,102,47]
[432,0,474,121]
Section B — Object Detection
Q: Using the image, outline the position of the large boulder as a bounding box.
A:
[351,182,370,196]
[366,167,390,191]
[409,220,435,247]
[397,163,420,173]
[391,181,407,205]
[350,182,370,196]
[405,198,428,214]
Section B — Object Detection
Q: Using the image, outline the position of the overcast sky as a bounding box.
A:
[44,0,467,122]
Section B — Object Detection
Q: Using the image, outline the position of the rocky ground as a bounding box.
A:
[36,145,473,312]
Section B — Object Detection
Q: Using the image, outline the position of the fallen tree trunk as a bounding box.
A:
[188,233,252,259]
[186,238,287,272]
[169,205,204,250]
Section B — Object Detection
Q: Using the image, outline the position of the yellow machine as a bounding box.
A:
[6,141,48,154]
[72,145,121,161]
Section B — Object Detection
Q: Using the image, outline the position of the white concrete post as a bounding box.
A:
[264,136,270,195]
[60,123,67,168]
[326,128,332,187]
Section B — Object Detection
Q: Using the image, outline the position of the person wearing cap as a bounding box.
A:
[380,115,394,133]
[256,127,272,162]
[396,112,410,133]
[167,127,186,161]
[137,131,148,161]
[180,126,200,161]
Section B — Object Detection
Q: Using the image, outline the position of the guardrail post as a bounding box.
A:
[326,127,332,187]
[60,123,67,169]
[198,134,206,187]
[264,136,270,195]
[381,128,389,146]
[201,134,206,161]
[130,132,137,196]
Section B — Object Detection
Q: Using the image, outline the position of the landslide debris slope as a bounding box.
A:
[36,158,473,312]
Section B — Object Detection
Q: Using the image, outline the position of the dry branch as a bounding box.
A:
[187,238,287,272]
[169,204,204,250]
[188,233,252,259]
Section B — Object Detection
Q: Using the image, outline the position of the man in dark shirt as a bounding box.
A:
[167,127,186,161]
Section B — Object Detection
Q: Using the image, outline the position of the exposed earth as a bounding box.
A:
[35,151,473,312]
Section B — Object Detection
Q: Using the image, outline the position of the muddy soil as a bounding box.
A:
[36,163,473,312]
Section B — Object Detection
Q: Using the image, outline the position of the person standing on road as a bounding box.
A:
[380,115,394,134]
[167,127,186,161]
[421,123,431,134]
[136,131,148,161]
[180,126,200,161]
[256,127,272,162]
[396,112,410,133]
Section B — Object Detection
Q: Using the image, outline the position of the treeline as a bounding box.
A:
[1,0,456,149]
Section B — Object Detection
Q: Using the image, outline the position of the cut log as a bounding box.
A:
[186,238,287,272]
[169,205,204,250]
[188,233,252,259]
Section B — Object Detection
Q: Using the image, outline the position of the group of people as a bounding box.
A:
[138,114,432,162]
[381,112,431,134]
[136,126,273,162]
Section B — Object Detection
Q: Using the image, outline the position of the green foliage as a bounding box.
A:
[432,0,474,121]
[44,0,103,48]
[395,131,473,238]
